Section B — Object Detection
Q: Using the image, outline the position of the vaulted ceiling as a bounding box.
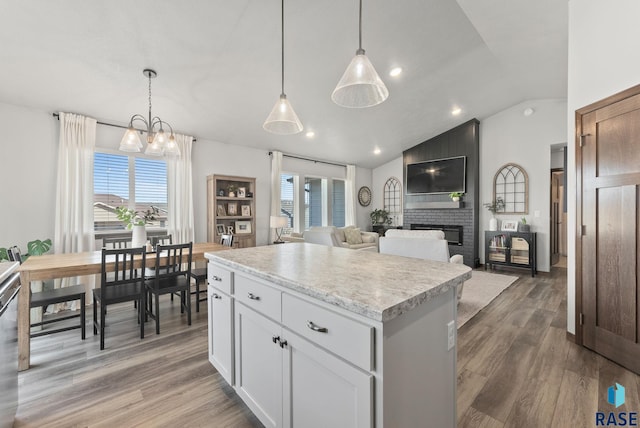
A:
[0,0,567,168]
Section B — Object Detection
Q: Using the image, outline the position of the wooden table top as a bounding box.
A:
[18,242,229,281]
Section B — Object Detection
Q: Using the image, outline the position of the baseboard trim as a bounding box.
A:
[566,331,576,343]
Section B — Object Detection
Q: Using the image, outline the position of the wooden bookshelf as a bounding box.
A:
[207,174,256,248]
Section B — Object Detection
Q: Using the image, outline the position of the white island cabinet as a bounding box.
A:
[206,243,471,428]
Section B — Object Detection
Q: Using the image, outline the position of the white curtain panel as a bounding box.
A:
[53,112,97,309]
[270,151,283,242]
[167,134,195,244]
[345,164,357,226]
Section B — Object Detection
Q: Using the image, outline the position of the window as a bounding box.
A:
[280,173,344,231]
[305,177,323,229]
[280,174,294,233]
[94,152,168,231]
[332,179,345,227]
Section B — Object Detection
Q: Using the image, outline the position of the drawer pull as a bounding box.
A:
[279,339,288,349]
[211,293,222,300]
[212,275,222,282]
[307,321,328,333]
[248,293,261,301]
[272,335,280,344]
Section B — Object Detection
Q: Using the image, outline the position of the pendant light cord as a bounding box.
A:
[148,73,153,127]
[281,0,285,96]
[358,0,363,51]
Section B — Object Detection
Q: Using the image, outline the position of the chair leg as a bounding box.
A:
[93,295,97,336]
[80,294,86,340]
[155,292,160,335]
[100,303,106,350]
[140,294,145,339]
[195,281,200,313]
[187,289,191,326]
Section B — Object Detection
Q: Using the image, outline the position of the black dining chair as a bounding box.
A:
[103,236,133,249]
[189,234,233,312]
[93,247,147,350]
[145,242,193,334]
[151,234,172,249]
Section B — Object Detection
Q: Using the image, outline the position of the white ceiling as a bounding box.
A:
[0,0,567,169]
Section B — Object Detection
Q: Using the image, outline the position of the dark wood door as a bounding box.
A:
[578,86,640,374]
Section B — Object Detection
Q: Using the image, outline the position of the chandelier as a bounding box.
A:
[119,69,180,157]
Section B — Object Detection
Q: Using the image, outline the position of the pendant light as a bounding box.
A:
[332,0,388,108]
[263,0,303,135]
[119,69,180,157]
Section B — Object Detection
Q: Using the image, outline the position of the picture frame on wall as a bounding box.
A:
[501,220,518,232]
[241,205,251,217]
[216,224,226,235]
[235,220,252,234]
[227,202,238,216]
[237,187,246,198]
[217,204,226,216]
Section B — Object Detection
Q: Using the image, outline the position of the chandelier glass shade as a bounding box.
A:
[263,0,303,135]
[119,69,180,157]
[332,0,388,108]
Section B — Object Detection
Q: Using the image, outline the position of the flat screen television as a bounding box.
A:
[406,156,466,195]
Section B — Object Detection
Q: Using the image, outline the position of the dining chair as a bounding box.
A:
[93,247,147,350]
[189,234,234,312]
[103,237,132,249]
[145,242,193,334]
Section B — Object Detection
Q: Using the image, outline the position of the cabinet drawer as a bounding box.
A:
[208,263,233,295]
[282,294,373,371]
[234,274,281,322]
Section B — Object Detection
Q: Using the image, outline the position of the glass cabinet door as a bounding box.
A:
[487,234,507,263]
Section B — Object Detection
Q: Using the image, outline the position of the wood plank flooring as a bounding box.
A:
[15,267,640,427]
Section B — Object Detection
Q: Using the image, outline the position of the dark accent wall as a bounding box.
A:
[403,119,480,266]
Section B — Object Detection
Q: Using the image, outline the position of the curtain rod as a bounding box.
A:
[269,151,346,168]
[52,113,197,142]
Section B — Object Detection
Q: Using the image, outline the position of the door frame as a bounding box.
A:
[549,168,564,267]
[574,82,640,346]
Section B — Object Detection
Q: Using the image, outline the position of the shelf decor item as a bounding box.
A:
[241,205,251,217]
[449,192,463,202]
[358,186,372,207]
[227,202,238,216]
[483,197,505,231]
[235,220,252,234]
[238,187,246,198]
[501,220,518,232]
[518,217,530,232]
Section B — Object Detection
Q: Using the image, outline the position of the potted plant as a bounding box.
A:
[0,238,52,262]
[115,206,159,248]
[518,217,530,232]
[483,197,505,231]
[370,209,392,226]
[227,184,238,198]
[449,192,464,202]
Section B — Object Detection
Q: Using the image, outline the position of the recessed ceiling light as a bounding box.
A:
[523,107,535,117]
[373,148,381,155]
[389,67,403,77]
[451,107,462,116]
[305,131,315,138]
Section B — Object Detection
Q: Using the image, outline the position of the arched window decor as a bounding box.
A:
[493,163,528,214]
[384,177,402,214]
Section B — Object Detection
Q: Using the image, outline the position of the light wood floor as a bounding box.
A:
[15,267,640,427]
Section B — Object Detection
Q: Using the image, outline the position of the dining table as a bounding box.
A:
[17,242,229,371]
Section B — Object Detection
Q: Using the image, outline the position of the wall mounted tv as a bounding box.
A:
[406,156,466,195]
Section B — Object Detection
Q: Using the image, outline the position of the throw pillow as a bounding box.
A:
[361,234,375,243]
[334,227,348,243]
[344,228,363,245]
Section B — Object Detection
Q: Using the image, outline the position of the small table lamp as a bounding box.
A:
[270,216,288,244]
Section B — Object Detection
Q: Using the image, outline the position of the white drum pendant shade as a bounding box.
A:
[332,52,389,108]
[263,94,303,135]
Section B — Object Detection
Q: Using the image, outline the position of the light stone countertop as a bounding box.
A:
[206,243,471,322]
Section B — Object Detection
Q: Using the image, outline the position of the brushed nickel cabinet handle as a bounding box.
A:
[212,293,222,300]
[212,275,222,282]
[307,321,328,333]
[248,293,260,301]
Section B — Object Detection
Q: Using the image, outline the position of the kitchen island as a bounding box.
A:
[205,243,471,428]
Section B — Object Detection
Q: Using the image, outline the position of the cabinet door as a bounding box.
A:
[235,303,283,428]
[282,329,373,428]
[208,285,234,385]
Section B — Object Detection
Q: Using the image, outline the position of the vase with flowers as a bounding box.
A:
[115,206,159,248]
[483,197,505,231]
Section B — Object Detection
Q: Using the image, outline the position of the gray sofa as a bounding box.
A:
[284,226,379,250]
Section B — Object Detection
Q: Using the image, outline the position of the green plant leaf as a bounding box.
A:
[0,248,9,261]
[27,239,52,256]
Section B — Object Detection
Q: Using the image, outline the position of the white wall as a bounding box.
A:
[192,140,271,246]
[566,0,640,334]
[480,99,567,273]
[0,102,57,251]
[371,157,403,226]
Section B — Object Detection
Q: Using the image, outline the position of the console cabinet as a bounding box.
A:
[485,231,537,277]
